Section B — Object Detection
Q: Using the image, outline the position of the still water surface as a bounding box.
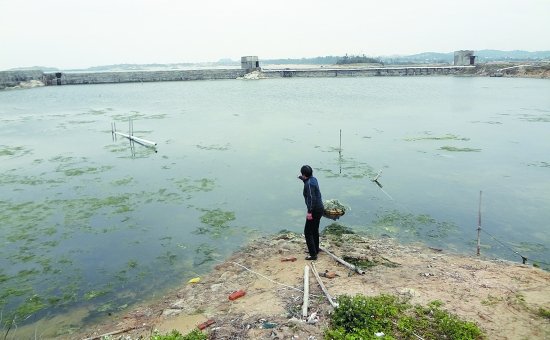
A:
[1,76,549,335]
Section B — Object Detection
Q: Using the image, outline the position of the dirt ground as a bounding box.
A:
[77,233,550,340]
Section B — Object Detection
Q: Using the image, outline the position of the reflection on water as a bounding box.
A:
[0,77,549,336]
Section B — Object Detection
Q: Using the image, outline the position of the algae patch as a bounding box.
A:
[518,113,550,122]
[318,157,376,179]
[370,210,458,240]
[196,143,231,151]
[322,223,355,237]
[404,133,470,142]
[172,178,216,194]
[194,208,236,238]
[528,161,550,168]
[439,146,481,152]
[0,145,32,158]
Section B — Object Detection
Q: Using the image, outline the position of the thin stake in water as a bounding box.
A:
[339,129,342,155]
[477,190,482,256]
[339,129,342,174]
[371,170,393,200]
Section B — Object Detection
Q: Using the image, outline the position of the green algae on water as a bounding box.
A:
[200,209,235,227]
[318,157,376,179]
[0,172,65,186]
[528,161,550,168]
[67,120,97,124]
[507,241,548,253]
[322,223,355,236]
[0,145,32,157]
[16,294,47,316]
[173,177,216,193]
[61,166,113,177]
[193,243,218,266]
[196,143,230,151]
[518,113,550,122]
[87,109,107,115]
[194,208,236,238]
[404,133,470,142]
[370,210,458,240]
[111,176,134,186]
[105,144,132,153]
[84,289,111,301]
[157,250,178,265]
[111,111,167,121]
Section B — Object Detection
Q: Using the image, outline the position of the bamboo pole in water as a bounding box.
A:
[113,131,157,147]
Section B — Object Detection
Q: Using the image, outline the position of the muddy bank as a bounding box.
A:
[74,232,550,340]
[458,62,550,78]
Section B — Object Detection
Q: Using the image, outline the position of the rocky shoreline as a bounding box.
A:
[74,232,550,340]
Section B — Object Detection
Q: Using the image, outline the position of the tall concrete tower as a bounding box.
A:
[241,56,260,71]
[454,50,476,66]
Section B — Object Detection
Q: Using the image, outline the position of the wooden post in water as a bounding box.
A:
[339,129,342,155]
[477,191,482,256]
[302,266,310,317]
[339,129,342,174]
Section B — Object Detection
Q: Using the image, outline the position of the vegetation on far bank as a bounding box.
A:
[336,54,383,65]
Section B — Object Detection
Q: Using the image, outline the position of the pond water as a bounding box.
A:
[1,76,549,336]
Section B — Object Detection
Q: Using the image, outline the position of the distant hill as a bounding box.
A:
[260,50,550,66]
[6,50,550,72]
[380,52,454,64]
[7,66,60,72]
[379,50,550,64]
[474,49,550,61]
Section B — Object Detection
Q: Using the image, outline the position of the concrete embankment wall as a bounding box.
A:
[1,66,474,89]
[260,66,470,79]
[0,70,45,89]
[44,69,247,86]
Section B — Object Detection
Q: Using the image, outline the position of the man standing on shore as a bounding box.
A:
[298,165,324,260]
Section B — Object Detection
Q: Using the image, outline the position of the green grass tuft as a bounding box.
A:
[326,294,484,339]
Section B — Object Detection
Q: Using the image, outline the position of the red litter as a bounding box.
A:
[198,319,215,330]
[228,290,246,300]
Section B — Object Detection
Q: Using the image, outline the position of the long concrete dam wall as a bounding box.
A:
[1,66,474,89]
[0,69,248,89]
[44,69,248,86]
[260,66,472,78]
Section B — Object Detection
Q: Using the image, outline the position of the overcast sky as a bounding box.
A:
[1,0,549,70]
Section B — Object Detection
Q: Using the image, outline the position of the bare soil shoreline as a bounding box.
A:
[74,232,550,340]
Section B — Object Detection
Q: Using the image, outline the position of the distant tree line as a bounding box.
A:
[336,54,383,65]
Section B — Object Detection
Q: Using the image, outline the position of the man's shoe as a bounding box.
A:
[305,256,317,261]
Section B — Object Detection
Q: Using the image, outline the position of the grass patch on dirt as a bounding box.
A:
[326,294,484,340]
